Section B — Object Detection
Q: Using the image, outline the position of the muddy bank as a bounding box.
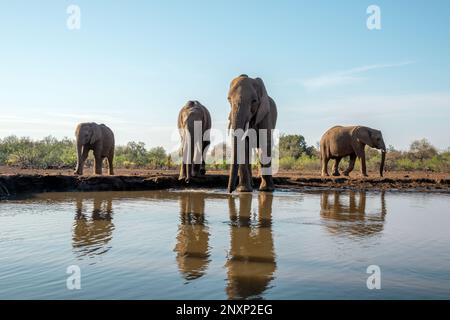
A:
[1,173,449,198]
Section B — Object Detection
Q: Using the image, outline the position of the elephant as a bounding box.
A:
[73,194,114,259]
[320,190,387,237]
[320,125,386,177]
[74,122,115,175]
[226,193,276,299]
[174,192,210,280]
[227,75,278,193]
[178,100,212,182]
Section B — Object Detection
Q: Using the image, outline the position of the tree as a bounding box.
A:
[279,134,315,159]
[409,139,437,161]
[210,142,230,162]
[148,146,167,168]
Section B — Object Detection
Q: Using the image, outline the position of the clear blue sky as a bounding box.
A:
[1,0,449,152]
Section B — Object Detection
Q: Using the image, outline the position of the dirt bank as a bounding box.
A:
[1,168,449,198]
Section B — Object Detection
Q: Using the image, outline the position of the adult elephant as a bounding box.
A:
[227,75,277,193]
[178,100,212,182]
[320,125,386,177]
[74,122,115,175]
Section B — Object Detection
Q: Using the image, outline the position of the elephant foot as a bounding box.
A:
[321,173,329,177]
[361,173,369,178]
[259,184,274,192]
[178,175,186,181]
[332,172,340,177]
[237,185,253,193]
[260,176,274,192]
[343,171,350,176]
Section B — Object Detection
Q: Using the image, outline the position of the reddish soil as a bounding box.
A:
[0,166,449,197]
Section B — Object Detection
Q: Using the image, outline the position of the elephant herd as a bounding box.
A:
[74,74,387,193]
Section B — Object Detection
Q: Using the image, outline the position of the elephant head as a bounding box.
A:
[227,75,272,193]
[75,122,102,146]
[354,126,387,177]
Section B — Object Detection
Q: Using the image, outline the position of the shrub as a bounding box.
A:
[279,156,296,170]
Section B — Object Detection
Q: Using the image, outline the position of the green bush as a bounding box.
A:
[396,158,418,171]
[294,155,321,171]
[1,135,449,173]
[279,156,296,170]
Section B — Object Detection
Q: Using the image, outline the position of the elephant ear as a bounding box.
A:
[178,108,184,129]
[75,123,81,137]
[354,126,373,146]
[90,123,102,145]
[254,77,270,126]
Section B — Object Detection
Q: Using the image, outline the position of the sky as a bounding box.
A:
[0,0,449,152]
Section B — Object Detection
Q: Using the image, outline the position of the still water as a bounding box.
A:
[0,189,449,299]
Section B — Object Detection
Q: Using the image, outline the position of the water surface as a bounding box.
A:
[0,189,449,299]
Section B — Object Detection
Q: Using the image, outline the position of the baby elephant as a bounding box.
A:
[320,126,386,177]
[74,122,115,175]
[178,101,211,182]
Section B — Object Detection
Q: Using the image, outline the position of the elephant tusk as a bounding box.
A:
[241,122,250,141]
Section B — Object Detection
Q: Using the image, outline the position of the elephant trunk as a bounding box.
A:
[380,150,386,177]
[228,135,238,193]
[227,106,248,193]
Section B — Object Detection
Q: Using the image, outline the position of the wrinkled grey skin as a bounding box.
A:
[320,125,386,177]
[227,75,278,193]
[178,101,212,182]
[74,122,115,175]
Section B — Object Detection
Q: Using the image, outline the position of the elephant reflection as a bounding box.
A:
[72,194,115,259]
[226,193,276,299]
[174,193,210,280]
[320,191,386,237]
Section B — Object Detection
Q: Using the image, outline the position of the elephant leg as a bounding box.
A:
[188,129,196,179]
[200,140,210,175]
[355,144,368,177]
[360,155,368,177]
[260,174,274,192]
[185,162,191,182]
[179,161,186,180]
[343,153,356,176]
[259,135,274,192]
[332,157,342,176]
[75,147,89,175]
[107,151,114,175]
[93,153,103,175]
[193,164,201,177]
[237,139,253,192]
[200,161,206,175]
[321,157,330,177]
[237,165,253,192]
[260,159,274,191]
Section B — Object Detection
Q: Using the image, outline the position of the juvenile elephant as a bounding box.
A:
[320,126,386,177]
[178,101,212,182]
[74,122,115,175]
[227,75,278,193]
